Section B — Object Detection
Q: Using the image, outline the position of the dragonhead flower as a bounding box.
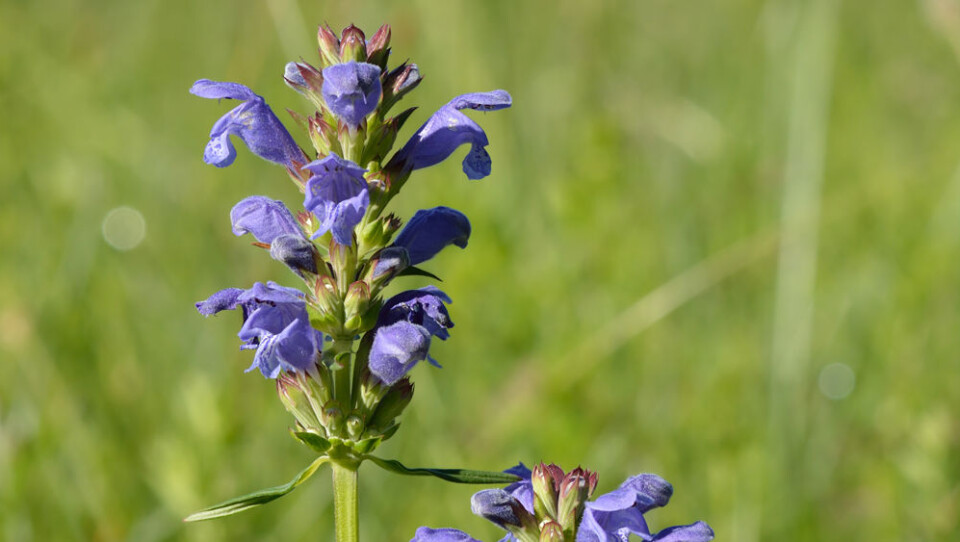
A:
[230,196,318,275]
[392,206,471,265]
[196,282,322,378]
[415,464,714,542]
[302,153,369,245]
[190,80,306,169]
[321,61,383,127]
[389,90,512,180]
[368,287,453,385]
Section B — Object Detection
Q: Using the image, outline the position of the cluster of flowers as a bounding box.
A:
[189,22,713,541]
[193,23,509,452]
[416,464,713,542]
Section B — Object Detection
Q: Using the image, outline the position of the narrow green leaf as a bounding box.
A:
[396,266,443,281]
[184,456,329,522]
[291,430,332,453]
[363,455,520,484]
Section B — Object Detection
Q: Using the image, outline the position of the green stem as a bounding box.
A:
[332,461,359,542]
[331,337,354,409]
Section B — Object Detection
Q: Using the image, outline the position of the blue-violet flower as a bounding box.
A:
[196,282,322,378]
[190,80,306,169]
[390,90,512,180]
[321,61,383,127]
[302,153,369,245]
[230,195,304,244]
[368,287,453,384]
[393,206,471,265]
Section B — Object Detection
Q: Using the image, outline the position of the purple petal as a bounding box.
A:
[191,79,305,169]
[412,527,482,542]
[368,321,431,385]
[230,196,303,244]
[190,79,259,101]
[380,286,453,340]
[321,61,382,127]
[389,90,511,180]
[620,474,673,513]
[652,522,714,542]
[394,207,471,265]
[503,464,534,514]
[449,90,513,111]
[588,487,641,513]
[198,282,319,378]
[303,154,369,246]
[471,489,524,529]
[270,234,318,275]
[195,288,244,316]
[576,505,650,542]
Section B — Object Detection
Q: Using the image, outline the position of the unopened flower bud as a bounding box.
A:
[538,521,564,542]
[556,467,596,533]
[344,280,371,331]
[309,275,342,331]
[382,63,421,112]
[392,63,421,95]
[270,233,319,276]
[284,62,308,91]
[321,400,345,435]
[531,463,563,521]
[277,372,322,430]
[317,24,341,67]
[471,489,537,535]
[368,377,413,431]
[330,237,358,281]
[370,246,409,286]
[345,414,364,439]
[339,25,367,63]
[366,24,391,69]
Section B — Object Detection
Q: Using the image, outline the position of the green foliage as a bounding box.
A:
[1,0,959,540]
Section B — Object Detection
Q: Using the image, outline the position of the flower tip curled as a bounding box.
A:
[191,79,305,169]
[393,207,471,265]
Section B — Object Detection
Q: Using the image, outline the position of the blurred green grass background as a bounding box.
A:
[2,0,959,540]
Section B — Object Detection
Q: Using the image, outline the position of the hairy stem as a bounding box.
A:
[332,461,360,542]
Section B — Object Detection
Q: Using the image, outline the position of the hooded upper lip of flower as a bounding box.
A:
[190,79,307,169]
[195,282,322,378]
[302,153,370,246]
[321,61,383,128]
[388,90,512,180]
[391,206,471,266]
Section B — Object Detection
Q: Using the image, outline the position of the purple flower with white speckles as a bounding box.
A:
[302,153,369,245]
[390,90,512,180]
[196,282,322,378]
[190,80,306,169]
[321,61,382,127]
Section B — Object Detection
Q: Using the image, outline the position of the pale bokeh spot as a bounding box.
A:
[102,206,146,250]
[818,362,856,400]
